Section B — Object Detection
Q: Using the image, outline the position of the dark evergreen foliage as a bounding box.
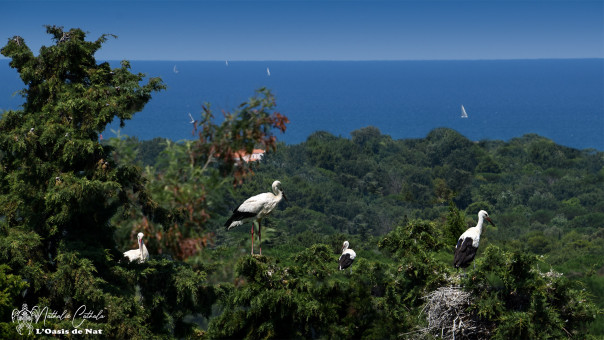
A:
[463,246,598,339]
[0,27,225,338]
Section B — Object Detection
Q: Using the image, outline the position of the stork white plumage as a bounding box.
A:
[225,180,287,255]
[123,232,149,263]
[453,210,495,269]
[338,241,356,271]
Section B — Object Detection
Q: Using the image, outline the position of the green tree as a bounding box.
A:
[0,264,28,338]
[463,245,598,339]
[0,26,288,338]
[0,25,191,337]
[378,219,448,308]
[208,245,390,339]
[443,200,466,250]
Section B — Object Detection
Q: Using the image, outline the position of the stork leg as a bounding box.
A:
[258,220,262,256]
[250,223,255,255]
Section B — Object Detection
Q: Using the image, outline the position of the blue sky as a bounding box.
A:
[1,0,603,61]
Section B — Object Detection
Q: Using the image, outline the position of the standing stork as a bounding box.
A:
[453,210,495,269]
[225,180,287,255]
[338,241,356,271]
[123,232,149,263]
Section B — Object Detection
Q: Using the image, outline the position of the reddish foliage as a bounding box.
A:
[129,88,288,260]
[190,89,288,186]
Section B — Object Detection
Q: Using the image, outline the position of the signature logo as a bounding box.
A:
[11,304,37,335]
[10,303,105,335]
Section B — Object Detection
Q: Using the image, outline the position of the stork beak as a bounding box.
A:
[282,191,288,202]
[486,217,496,227]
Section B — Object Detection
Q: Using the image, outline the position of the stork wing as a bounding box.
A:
[123,249,139,262]
[453,237,477,268]
[225,193,273,228]
[236,192,273,213]
[339,253,354,270]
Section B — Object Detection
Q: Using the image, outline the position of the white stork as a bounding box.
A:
[225,180,287,255]
[453,210,495,269]
[123,232,149,263]
[338,241,356,271]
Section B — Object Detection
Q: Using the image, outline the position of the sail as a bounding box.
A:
[461,105,468,118]
[267,67,271,76]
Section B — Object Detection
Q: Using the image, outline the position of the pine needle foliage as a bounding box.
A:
[461,245,598,339]
[208,245,394,339]
[379,219,449,307]
[0,26,212,338]
[209,220,456,339]
[443,200,466,250]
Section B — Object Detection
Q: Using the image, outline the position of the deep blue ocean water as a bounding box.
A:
[1,59,603,150]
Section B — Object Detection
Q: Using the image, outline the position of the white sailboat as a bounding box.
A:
[173,65,179,74]
[225,60,229,66]
[461,105,468,118]
[266,67,271,76]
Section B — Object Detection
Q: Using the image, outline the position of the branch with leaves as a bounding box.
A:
[111,89,289,260]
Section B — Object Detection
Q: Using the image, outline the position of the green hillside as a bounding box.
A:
[106,125,604,338]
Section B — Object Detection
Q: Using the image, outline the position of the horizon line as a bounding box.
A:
[1,57,603,63]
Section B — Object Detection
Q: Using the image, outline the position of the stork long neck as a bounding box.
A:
[476,215,485,234]
[138,239,143,255]
[273,187,283,200]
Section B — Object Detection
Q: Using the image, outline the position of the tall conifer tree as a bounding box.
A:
[0,26,192,337]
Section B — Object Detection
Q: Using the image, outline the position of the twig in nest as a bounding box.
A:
[418,286,490,340]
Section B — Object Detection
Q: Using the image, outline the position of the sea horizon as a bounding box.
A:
[1,59,603,151]
[2,57,602,62]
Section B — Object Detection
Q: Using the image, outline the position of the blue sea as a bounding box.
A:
[1,59,603,150]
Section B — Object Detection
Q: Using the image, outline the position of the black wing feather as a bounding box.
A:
[453,237,478,268]
[224,204,258,228]
[338,253,354,270]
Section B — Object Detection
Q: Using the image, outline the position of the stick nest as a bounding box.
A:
[418,285,491,340]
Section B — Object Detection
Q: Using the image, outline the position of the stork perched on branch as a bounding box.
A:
[225,180,287,255]
[123,232,149,263]
[453,210,495,269]
[338,241,356,271]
